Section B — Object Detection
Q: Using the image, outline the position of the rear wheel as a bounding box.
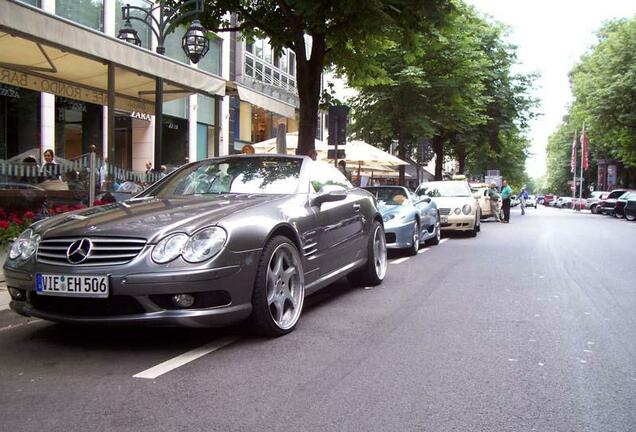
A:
[470,215,479,237]
[348,220,387,286]
[249,236,304,337]
[591,204,598,214]
[626,212,636,221]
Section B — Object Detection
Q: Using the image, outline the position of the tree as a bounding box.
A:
[198,0,452,156]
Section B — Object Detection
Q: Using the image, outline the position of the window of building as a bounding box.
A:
[164,24,188,64]
[55,97,103,160]
[264,66,272,84]
[279,52,288,74]
[255,62,263,82]
[20,0,40,6]
[162,116,188,167]
[198,34,222,75]
[288,52,296,76]
[254,39,263,59]
[56,0,104,31]
[262,40,272,64]
[115,0,152,49]
[245,40,253,53]
[0,85,40,161]
[245,56,254,77]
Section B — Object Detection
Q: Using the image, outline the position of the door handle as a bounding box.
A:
[352,203,361,212]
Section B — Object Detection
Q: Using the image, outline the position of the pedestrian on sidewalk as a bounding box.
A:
[519,188,528,215]
[487,182,501,222]
[500,179,512,223]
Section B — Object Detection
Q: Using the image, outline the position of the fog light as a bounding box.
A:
[454,208,461,215]
[172,294,195,308]
[8,287,25,301]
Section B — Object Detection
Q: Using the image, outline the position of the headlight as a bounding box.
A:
[462,204,472,215]
[454,208,461,215]
[152,233,188,264]
[182,227,227,263]
[9,229,40,260]
[383,214,395,222]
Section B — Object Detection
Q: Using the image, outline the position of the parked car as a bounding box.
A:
[526,195,537,208]
[364,186,440,255]
[537,195,545,205]
[415,180,481,236]
[471,186,500,219]
[599,189,628,216]
[585,191,608,214]
[4,155,388,337]
[625,195,636,221]
[551,197,565,208]
[510,195,520,207]
[543,194,557,206]
[614,191,636,218]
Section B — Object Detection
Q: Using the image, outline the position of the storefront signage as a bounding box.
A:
[0,84,20,98]
[131,111,152,121]
[0,66,154,115]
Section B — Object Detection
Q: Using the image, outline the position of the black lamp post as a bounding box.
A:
[117,0,209,171]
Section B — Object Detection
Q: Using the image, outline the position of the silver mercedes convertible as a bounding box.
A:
[4,155,387,336]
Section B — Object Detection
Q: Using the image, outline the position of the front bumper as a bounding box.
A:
[384,220,416,249]
[440,214,475,231]
[3,248,260,328]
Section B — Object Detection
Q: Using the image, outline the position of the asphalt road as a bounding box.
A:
[1,206,635,432]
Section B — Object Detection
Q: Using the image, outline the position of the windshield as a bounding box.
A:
[418,181,470,198]
[364,187,410,206]
[141,157,303,198]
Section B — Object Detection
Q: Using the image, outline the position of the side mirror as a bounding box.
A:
[416,196,431,204]
[473,192,481,199]
[312,190,347,206]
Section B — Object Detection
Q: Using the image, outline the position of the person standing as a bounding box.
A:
[500,179,513,223]
[519,188,528,215]
[487,182,501,222]
[40,149,61,180]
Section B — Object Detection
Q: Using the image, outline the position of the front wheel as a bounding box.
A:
[407,220,420,256]
[426,215,441,246]
[348,220,387,286]
[249,236,305,337]
[470,215,479,237]
[626,212,636,221]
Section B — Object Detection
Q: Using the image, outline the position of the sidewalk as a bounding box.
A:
[1,280,11,311]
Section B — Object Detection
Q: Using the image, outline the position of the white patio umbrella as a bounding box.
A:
[252,131,327,155]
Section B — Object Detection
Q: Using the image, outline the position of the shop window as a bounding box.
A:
[56,0,104,31]
[54,97,103,160]
[162,116,188,167]
[198,95,215,126]
[115,0,152,49]
[0,85,40,161]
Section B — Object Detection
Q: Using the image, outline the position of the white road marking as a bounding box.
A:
[417,247,430,254]
[538,362,545,367]
[390,257,410,265]
[439,238,449,244]
[133,336,239,379]
[508,358,519,362]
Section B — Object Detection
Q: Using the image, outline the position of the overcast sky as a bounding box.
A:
[463,0,636,177]
[329,1,636,178]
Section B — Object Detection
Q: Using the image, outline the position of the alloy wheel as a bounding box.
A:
[373,224,387,280]
[266,243,304,330]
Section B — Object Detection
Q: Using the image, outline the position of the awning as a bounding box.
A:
[236,85,296,118]
[0,0,225,114]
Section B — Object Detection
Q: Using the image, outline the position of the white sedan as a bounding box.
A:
[415,181,481,237]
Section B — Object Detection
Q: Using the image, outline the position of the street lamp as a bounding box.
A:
[117,0,209,171]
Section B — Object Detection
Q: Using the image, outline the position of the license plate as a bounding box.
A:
[441,216,448,223]
[36,274,109,298]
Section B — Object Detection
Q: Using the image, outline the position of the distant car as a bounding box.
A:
[415,180,481,237]
[537,195,545,205]
[363,186,440,255]
[551,197,564,208]
[560,197,574,209]
[510,195,520,207]
[625,195,636,221]
[526,195,537,208]
[599,189,628,215]
[586,191,608,214]
[614,191,636,218]
[543,194,557,206]
[471,186,500,219]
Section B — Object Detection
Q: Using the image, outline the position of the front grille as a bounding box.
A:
[29,293,145,316]
[37,237,146,267]
[439,208,451,215]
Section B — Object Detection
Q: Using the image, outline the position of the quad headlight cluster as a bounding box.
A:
[453,205,472,215]
[9,229,40,261]
[152,227,227,264]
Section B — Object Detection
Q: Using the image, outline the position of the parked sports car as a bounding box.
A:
[415,181,480,236]
[625,195,636,221]
[363,186,440,255]
[599,189,628,215]
[615,191,636,218]
[4,155,388,337]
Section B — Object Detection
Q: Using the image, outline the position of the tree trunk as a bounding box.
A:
[432,136,444,180]
[295,35,325,156]
[398,132,407,186]
[458,149,466,175]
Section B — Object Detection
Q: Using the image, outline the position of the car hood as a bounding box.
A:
[32,195,286,242]
[431,196,476,210]
[377,203,406,216]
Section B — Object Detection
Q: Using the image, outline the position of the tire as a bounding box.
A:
[476,211,481,232]
[626,212,636,221]
[591,205,598,214]
[407,220,420,256]
[249,236,305,337]
[348,220,387,286]
[426,215,441,246]
[470,215,479,237]
[615,211,624,219]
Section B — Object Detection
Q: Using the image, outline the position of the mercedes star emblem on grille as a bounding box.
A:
[66,238,93,264]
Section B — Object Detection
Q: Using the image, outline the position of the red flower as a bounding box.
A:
[11,215,22,225]
[0,220,9,230]
[24,211,35,219]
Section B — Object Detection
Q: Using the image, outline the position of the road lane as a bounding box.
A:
[0,206,634,432]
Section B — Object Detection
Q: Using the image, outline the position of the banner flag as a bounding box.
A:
[571,131,578,174]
